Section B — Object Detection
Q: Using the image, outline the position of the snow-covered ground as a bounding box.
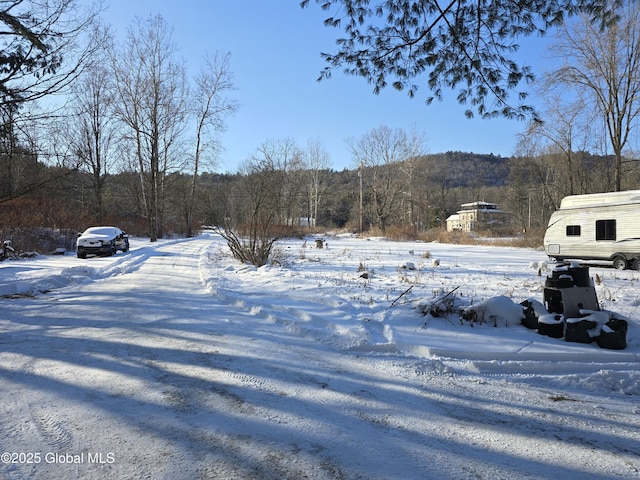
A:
[0,231,638,479]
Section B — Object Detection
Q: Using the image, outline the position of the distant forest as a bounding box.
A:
[1,146,636,252]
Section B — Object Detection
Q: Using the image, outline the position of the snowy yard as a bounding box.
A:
[0,232,638,479]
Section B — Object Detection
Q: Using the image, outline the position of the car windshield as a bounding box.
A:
[83,227,117,236]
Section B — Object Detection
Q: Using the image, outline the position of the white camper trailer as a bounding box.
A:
[544,190,640,270]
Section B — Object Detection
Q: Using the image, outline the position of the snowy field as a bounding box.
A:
[0,231,638,479]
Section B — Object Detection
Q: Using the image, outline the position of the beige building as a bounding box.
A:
[446,201,509,232]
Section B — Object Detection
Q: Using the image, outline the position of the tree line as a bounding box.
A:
[1,126,633,252]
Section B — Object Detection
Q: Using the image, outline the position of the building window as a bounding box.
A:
[566,225,581,236]
[595,219,616,241]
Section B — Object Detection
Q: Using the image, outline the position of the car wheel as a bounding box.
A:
[632,259,640,271]
[77,251,86,259]
[612,256,627,270]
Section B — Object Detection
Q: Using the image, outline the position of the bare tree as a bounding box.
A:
[302,138,330,228]
[0,1,104,205]
[217,157,280,267]
[186,52,238,237]
[398,127,428,229]
[70,53,116,222]
[523,97,595,196]
[253,138,304,225]
[549,0,640,191]
[217,139,304,266]
[0,105,29,199]
[347,125,416,232]
[110,15,188,241]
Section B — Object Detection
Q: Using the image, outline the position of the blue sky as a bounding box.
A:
[101,1,550,172]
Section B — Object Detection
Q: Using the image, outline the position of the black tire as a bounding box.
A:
[632,258,640,271]
[612,256,627,270]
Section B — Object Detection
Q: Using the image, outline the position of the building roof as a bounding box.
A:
[458,201,502,213]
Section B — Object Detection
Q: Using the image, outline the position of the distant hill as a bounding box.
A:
[425,151,509,188]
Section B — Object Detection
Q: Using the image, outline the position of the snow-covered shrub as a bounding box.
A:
[216,225,277,267]
[461,295,526,327]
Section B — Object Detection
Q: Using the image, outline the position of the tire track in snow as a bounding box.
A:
[27,405,75,454]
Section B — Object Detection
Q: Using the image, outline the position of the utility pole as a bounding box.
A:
[359,162,363,233]
[528,192,532,232]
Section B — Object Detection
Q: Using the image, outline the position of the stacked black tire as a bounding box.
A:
[522,264,628,350]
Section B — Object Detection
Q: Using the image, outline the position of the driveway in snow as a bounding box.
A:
[0,233,638,479]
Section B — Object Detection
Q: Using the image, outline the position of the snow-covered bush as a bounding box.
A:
[216,225,277,267]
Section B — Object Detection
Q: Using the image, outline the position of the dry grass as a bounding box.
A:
[0,227,77,254]
[326,225,545,249]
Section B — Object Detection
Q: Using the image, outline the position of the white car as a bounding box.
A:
[76,226,129,258]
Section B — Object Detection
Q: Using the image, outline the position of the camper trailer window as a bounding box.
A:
[566,225,581,236]
[595,219,616,241]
